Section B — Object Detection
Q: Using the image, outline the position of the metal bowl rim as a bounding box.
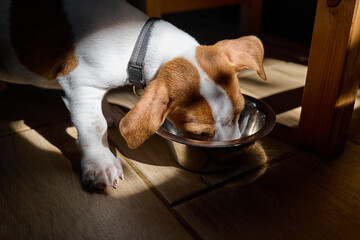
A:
[156,95,276,148]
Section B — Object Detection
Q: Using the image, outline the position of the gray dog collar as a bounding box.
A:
[127,17,160,89]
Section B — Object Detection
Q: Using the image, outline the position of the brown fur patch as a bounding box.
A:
[196,45,245,117]
[9,0,78,80]
[196,37,266,118]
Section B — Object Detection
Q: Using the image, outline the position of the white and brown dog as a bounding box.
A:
[0,0,266,189]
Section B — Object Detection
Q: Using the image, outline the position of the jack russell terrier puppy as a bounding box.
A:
[0,0,266,189]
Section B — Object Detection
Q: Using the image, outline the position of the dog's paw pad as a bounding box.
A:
[82,155,123,190]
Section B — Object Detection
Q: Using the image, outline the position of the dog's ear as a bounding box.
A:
[119,78,169,149]
[216,36,267,80]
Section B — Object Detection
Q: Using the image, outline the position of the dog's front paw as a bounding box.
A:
[81,151,124,190]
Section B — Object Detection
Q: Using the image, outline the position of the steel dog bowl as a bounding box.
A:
[156,95,276,173]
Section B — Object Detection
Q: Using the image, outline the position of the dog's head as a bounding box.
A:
[120,36,266,149]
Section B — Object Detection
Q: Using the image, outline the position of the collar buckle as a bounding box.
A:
[127,63,145,88]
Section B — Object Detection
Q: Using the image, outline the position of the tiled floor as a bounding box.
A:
[1,56,360,239]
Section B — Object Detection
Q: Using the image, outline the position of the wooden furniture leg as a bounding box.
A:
[145,0,162,18]
[240,0,263,34]
[298,0,360,157]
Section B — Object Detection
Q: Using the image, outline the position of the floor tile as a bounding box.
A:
[197,137,297,186]
[238,58,307,99]
[276,107,302,128]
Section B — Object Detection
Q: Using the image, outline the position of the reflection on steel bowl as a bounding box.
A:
[156,95,276,172]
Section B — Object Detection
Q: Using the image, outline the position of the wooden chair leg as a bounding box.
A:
[298,0,360,157]
[146,0,162,18]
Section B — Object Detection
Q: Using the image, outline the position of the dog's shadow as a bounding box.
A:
[0,83,177,173]
[0,84,82,174]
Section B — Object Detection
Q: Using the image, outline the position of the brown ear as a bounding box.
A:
[119,79,169,149]
[216,36,267,80]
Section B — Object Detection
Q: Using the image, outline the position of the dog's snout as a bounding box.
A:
[213,122,241,141]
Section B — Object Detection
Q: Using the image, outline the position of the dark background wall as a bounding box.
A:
[128,0,318,64]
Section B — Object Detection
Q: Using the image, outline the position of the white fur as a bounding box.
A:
[0,0,239,188]
[143,20,200,83]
